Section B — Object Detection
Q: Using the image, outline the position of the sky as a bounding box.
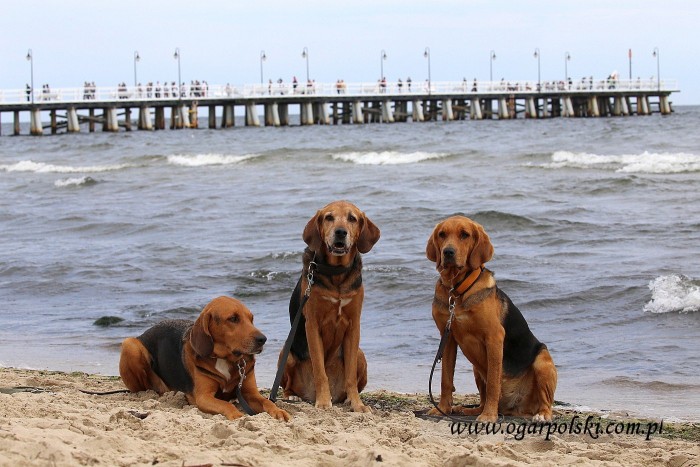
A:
[1,0,697,105]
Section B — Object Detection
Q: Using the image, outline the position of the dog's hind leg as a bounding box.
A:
[530,349,557,422]
[119,338,168,394]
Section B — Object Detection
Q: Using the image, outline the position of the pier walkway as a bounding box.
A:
[0,79,679,136]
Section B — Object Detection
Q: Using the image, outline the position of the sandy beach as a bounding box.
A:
[1,368,698,466]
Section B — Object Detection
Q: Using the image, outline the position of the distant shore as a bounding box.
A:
[1,367,698,466]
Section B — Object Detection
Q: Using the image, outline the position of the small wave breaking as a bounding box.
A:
[644,274,700,313]
[332,151,448,165]
[0,160,130,174]
[166,153,259,167]
[54,176,98,188]
[542,151,700,174]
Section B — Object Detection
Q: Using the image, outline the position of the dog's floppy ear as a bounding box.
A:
[357,214,380,253]
[190,306,214,358]
[426,223,441,265]
[303,210,323,253]
[468,222,494,270]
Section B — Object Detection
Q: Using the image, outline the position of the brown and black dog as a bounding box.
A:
[280,200,380,412]
[426,216,557,422]
[119,296,290,421]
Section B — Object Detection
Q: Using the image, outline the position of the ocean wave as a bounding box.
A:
[0,160,131,174]
[166,153,260,167]
[54,176,98,188]
[331,151,448,165]
[542,151,700,174]
[644,274,700,313]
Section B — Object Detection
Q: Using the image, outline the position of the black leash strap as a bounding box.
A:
[269,262,315,402]
[428,293,457,419]
[236,359,257,416]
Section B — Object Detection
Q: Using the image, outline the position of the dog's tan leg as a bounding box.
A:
[305,318,332,409]
[240,369,290,421]
[453,366,485,416]
[192,376,244,420]
[478,334,504,422]
[428,333,457,415]
[119,338,168,394]
[342,324,370,412]
[531,349,557,422]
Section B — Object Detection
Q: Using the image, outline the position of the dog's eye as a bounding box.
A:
[348,214,357,223]
[438,231,446,239]
[460,231,470,240]
[228,315,240,324]
[324,214,334,222]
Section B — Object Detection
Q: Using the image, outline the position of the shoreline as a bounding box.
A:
[1,367,698,466]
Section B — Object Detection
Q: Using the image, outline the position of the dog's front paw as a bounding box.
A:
[268,407,291,421]
[532,411,552,423]
[286,395,302,402]
[427,404,452,416]
[315,398,332,410]
[351,402,371,413]
[476,412,498,423]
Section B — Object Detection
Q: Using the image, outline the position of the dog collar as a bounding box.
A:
[304,248,358,277]
[451,265,485,296]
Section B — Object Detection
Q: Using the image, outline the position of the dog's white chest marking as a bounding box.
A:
[322,296,353,316]
[216,358,231,380]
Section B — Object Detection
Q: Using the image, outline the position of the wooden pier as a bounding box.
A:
[0,79,679,136]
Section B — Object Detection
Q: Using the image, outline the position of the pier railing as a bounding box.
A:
[0,79,678,105]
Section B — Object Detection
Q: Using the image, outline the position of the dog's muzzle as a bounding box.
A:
[328,228,350,255]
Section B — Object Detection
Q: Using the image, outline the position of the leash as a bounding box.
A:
[235,358,257,415]
[428,266,485,421]
[269,260,316,402]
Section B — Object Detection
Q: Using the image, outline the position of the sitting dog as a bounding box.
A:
[119,296,290,421]
[280,200,380,412]
[426,216,557,422]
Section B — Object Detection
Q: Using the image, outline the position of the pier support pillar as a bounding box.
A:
[526,97,538,118]
[637,96,649,115]
[279,104,290,126]
[659,95,672,115]
[103,108,119,132]
[469,98,482,120]
[178,105,191,128]
[300,102,314,125]
[382,100,395,123]
[66,107,80,132]
[189,103,198,128]
[222,105,234,128]
[442,99,455,121]
[587,97,600,117]
[139,106,153,130]
[155,107,165,130]
[265,103,281,126]
[124,108,132,131]
[316,102,330,124]
[14,111,21,135]
[352,101,364,124]
[30,109,42,135]
[497,98,510,119]
[208,106,217,129]
[562,96,574,117]
[412,100,424,122]
[245,103,260,126]
[50,110,57,134]
[89,109,95,132]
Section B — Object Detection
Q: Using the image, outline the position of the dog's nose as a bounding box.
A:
[443,247,456,260]
[334,228,348,239]
[255,333,267,347]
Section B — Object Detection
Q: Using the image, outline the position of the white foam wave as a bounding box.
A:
[544,151,700,174]
[0,160,130,174]
[166,153,258,167]
[644,274,700,313]
[54,176,96,187]
[332,151,447,165]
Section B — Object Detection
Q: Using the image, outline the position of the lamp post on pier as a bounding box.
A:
[423,47,431,95]
[652,47,660,91]
[134,51,140,88]
[489,50,496,83]
[301,47,310,84]
[380,49,387,80]
[564,51,570,82]
[260,50,266,85]
[173,47,182,99]
[26,48,34,105]
[533,47,541,91]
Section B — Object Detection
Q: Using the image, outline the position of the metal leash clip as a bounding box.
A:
[237,359,247,389]
[305,261,316,297]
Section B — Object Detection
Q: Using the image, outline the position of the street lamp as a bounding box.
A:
[423,47,431,94]
[173,47,181,98]
[533,47,541,91]
[489,50,496,82]
[564,51,570,81]
[260,50,266,85]
[380,49,387,79]
[134,51,140,88]
[26,48,34,104]
[301,47,309,83]
[652,47,660,91]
